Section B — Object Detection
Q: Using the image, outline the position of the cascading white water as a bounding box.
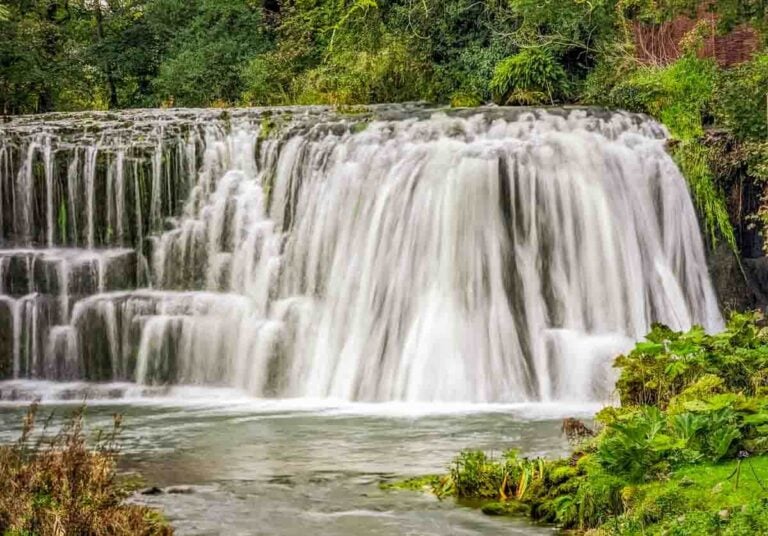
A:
[0,106,722,402]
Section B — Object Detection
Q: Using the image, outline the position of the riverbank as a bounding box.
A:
[399,312,768,535]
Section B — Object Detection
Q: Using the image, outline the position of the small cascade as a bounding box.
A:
[0,106,723,402]
[0,248,136,379]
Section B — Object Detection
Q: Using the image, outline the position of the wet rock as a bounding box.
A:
[0,299,13,379]
[166,486,195,494]
[140,486,163,495]
[743,257,768,309]
[708,243,756,311]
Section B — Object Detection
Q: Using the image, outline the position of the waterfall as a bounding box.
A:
[0,106,722,402]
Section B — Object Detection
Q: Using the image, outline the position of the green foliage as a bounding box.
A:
[447,449,552,503]
[292,35,429,105]
[597,398,767,482]
[441,38,512,106]
[672,141,737,249]
[386,0,514,103]
[615,311,768,407]
[379,474,445,492]
[150,0,271,106]
[451,450,510,499]
[597,406,679,482]
[600,54,717,139]
[593,313,768,484]
[408,317,768,533]
[714,53,768,141]
[490,48,570,105]
[0,0,764,119]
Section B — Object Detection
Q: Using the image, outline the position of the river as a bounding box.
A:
[0,382,601,535]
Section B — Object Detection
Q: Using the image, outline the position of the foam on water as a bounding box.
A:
[0,379,603,421]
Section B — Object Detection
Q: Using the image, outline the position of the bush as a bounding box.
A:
[292,35,430,105]
[150,0,271,106]
[615,312,768,407]
[601,54,717,139]
[489,48,570,105]
[714,54,768,141]
[0,403,171,536]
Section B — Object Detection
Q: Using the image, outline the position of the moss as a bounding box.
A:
[379,474,441,492]
[449,92,482,108]
[260,116,276,139]
[481,500,530,516]
[335,104,369,116]
[549,464,578,484]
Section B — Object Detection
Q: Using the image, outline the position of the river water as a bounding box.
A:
[0,383,598,535]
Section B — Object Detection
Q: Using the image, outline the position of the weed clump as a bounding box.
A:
[0,403,172,536]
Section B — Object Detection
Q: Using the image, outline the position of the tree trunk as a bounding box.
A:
[94,2,119,109]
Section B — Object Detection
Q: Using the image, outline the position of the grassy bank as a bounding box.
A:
[0,403,172,536]
[391,312,768,535]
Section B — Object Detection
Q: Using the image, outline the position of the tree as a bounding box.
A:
[150,0,272,106]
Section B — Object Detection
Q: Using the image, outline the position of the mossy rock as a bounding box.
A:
[481,500,530,517]
[379,475,439,492]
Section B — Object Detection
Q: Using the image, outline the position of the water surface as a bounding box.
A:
[0,383,596,535]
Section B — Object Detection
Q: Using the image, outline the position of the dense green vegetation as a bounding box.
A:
[391,312,768,535]
[0,0,764,112]
[0,404,172,535]
[1,1,765,250]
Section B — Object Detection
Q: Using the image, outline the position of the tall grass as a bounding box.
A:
[0,403,172,536]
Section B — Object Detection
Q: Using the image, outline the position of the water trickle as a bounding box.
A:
[0,106,723,402]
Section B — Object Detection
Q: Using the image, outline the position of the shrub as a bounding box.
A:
[293,36,430,105]
[489,48,570,105]
[0,403,172,536]
[615,311,768,407]
[602,54,717,139]
[714,54,768,141]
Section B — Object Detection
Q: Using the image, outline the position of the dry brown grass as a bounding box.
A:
[0,403,173,536]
